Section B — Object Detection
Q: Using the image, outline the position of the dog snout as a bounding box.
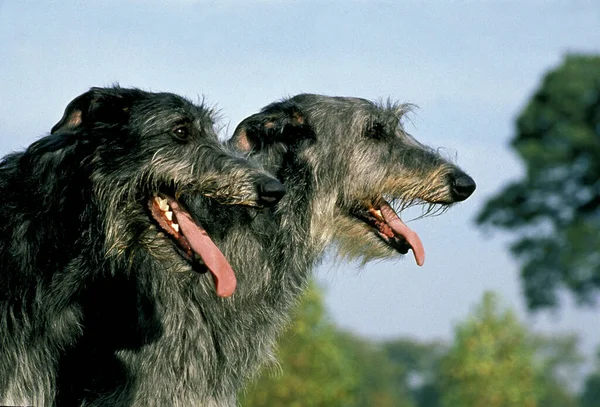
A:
[449,172,476,202]
[257,179,286,207]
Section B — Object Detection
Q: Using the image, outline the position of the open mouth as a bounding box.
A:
[351,199,425,266]
[148,195,236,298]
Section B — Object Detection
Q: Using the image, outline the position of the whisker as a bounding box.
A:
[388,198,450,222]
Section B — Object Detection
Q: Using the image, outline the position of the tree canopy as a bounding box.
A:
[240,282,419,407]
[477,54,600,309]
[241,282,586,407]
[240,282,359,407]
[580,346,600,407]
[440,292,539,407]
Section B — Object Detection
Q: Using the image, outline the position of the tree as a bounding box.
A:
[337,333,417,407]
[240,281,419,407]
[580,345,600,407]
[240,282,359,407]
[440,292,539,407]
[381,339,447,407]
[531,334,581,407]
[477,54,600,309]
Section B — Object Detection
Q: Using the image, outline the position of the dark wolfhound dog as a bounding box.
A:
[0,87,285,406]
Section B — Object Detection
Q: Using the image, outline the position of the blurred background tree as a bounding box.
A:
[439,292,539,407]
[380,338,447,407]
[477,55,600,309]
[242,284,588,406]
[532,334,582,407]
[240,282,359,407]
[336,333,416,407]
[241,282,418,406]
[580,346,600,407]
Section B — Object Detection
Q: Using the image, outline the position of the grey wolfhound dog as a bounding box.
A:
[179,94,476,404]
[0,86,286,407]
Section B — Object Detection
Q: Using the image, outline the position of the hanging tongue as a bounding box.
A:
[168,200,237,297]
[380,204,425,266]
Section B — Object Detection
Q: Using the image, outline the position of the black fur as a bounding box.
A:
[0,86,284,406]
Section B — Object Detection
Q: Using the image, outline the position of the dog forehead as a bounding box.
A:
[135,94,214,124]
[295,95,398,128]
[140,93,192,111]
[292,94,371,114]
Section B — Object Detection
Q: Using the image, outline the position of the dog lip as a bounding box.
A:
[149,195,192,254]
[148,195,237,297]
[350,199,425,266]
[376,232,411,254]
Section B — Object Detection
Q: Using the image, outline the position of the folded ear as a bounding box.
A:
[230,99,314,154]
[51,87,134,134]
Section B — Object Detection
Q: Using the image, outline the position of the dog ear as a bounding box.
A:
[230,101,313,153]
[51,87,132,134]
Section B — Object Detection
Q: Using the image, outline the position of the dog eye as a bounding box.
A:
[172,126,190,141]
[366,123,387,140]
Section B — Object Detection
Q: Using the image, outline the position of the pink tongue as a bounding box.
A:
[380,204,425,266]
[169,201,237,297]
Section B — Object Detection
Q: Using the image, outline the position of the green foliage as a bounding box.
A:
[241,285,584,407]
[440,292,539,407]
[240,282,359,407]
[337,333,416,407]
[381,339,447,407]
[580,346,600,407]
[240,281,417,407]
[581,374,600,407]
[532,334,582,407]
[477,54,600,309]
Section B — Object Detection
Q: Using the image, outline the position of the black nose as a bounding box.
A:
[257,179,286,207]
[450,173,476,202]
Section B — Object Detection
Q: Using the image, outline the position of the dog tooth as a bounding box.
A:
[165,211,173,221]
[171,223,179,233]
[157,197,169,212]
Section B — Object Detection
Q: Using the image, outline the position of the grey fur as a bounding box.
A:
[169,94,475,405]
[0,91,475,406]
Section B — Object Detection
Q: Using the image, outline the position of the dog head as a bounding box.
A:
[41,86,286,297]
[230,94,475,265]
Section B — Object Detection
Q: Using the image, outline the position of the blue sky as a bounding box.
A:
[1,0,599,371]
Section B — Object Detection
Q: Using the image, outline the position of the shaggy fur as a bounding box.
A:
[186,94,476,404]
[0,86,285,406]
[0,91,475,407]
